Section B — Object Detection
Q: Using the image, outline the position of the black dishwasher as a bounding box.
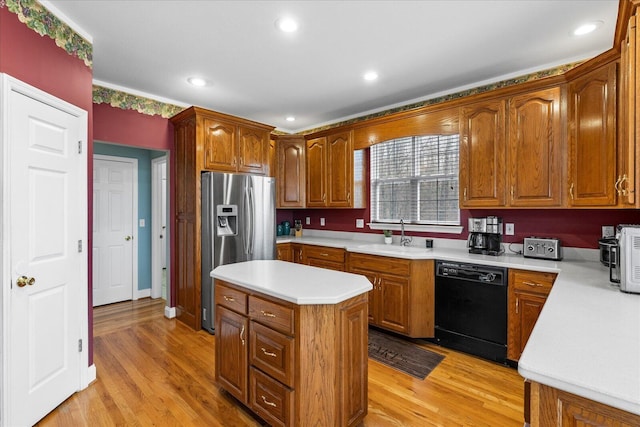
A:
[434,260,507,364]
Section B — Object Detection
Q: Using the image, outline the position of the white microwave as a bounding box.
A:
[617,225,640,294]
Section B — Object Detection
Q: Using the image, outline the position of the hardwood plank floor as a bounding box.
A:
[37,298,524,426]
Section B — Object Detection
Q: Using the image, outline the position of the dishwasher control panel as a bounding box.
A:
[523,237,563,261]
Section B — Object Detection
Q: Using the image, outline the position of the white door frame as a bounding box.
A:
[151,154,168,300]
[0,74,92,425]
[92,154,138,303]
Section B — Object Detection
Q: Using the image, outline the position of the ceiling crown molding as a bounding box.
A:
[2,0,92,68]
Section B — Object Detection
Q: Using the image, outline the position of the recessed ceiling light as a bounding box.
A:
[364,71,378,82]
[572,21,603,36]
[276,17,298,33]
[286,116,296,122]
[187,77,207,87]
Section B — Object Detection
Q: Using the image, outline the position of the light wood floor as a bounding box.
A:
[37,298,525,426]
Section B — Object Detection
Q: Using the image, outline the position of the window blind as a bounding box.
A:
[370,135,460,225]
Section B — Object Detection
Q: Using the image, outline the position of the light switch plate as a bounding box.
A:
[602,225,615,238]
[139,219,145,227]
[356,219,364,228]
[306,217,310,225]
[320,218,325,226]
[505,223,514,235]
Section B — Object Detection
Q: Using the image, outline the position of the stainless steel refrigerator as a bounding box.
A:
[201,172,276,333]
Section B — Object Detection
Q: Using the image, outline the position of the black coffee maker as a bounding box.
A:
[467,216,503,255]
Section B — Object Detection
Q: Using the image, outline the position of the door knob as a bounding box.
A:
[16,276,35,287]
[125,235,132,241]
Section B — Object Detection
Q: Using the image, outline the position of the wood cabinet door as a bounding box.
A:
[238,126,267,174]
[378,274,410,334]
[215,306,249,403]
[277,136,306,208]
[508,290,547,361]
[349,268,378,324]
[306,137,328,207]
[619,14,637,207]
[327,131,353,207]
[276,243,292,262]
[567,63,617,206]
[508,88,563,207]
[291,244,304,264]
[339,298,369,426]
[203,118,237,172]
[459,100,507,207]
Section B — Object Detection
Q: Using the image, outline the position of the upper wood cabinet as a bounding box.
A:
[507,87,563,207]
[459,99,508,207]
[619,12,638,207]
[460,88,563,209]
[276,135,305,208]
[305,130,365,208]
[567,62,618,207]
[202,116,271,175]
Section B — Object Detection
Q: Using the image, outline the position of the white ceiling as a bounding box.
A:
[45,0,619,133]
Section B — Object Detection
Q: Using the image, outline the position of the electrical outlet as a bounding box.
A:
[602,225,615,238]
[505,223,514,236]
[306,217,310,225]
[356,219,364,228]
[139,219,145,227]
[320,218,325,226]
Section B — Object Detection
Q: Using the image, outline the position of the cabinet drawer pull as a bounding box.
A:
[569,182,574,200]
[615,175,622,195]
[240,325,245,346]
[464,187,468,201]
[516,297,519,314]
[261,395,277,407]
[261,310,277,318]
[523,281,543,287]
[320,253,329,257]
[223,295,235,302]
[261,347,277,358]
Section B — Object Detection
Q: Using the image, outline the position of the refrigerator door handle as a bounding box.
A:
[248,184,255,255]
[243,183,250,255]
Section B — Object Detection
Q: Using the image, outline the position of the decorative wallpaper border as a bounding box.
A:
[93,86,185,119]
[1,0,93,68]
[301,61,583,135]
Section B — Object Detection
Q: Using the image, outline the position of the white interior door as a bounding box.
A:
[151,156,168,300]
[3,76,88,426]
[92,156,136,306]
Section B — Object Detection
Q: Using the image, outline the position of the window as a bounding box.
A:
[370,135,460,226]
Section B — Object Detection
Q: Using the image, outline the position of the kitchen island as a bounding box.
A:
[211,260,372,427]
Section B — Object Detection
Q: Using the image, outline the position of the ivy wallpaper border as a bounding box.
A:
[2,0,93,68]
[93,86,185,119]
[300,61,582,135]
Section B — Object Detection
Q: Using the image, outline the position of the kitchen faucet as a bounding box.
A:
[400,218,413,246]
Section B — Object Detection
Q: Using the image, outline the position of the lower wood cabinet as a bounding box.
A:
[214,279,368,426]
[348,253,434,338]
[507,269,557,361]
[528,381,640,426]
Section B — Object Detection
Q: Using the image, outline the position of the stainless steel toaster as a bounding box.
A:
[523,237,563,261]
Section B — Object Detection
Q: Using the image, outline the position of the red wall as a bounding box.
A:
[1,7,95,363]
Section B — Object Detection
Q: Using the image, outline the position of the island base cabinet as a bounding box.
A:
[214,279,368,427]
[529,382,640,426]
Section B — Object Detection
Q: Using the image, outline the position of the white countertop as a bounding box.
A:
[211,260,373,305]
[277,233,640,415]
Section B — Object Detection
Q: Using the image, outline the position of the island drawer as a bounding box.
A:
[249,296,295,336]
[510,270,556,294]
[249,367,294,427]
[215,281,248,314]
[303,245,345,263]
[250,321,295,387]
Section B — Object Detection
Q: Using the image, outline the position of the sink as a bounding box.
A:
[350,243,431,258]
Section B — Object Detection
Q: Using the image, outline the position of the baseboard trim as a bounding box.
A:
[135,288,151,300]
[87,364,97,384]
[164,306,176,319]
